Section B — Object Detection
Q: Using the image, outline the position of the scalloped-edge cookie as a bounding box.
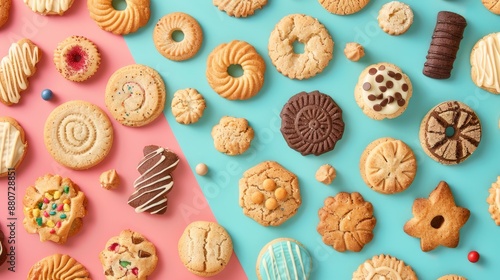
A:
[27,254,90,280]
[352,254,417,279]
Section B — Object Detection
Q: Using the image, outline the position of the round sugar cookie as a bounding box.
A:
[318,0,370,15]
[105,64,166,127]
[0,116,28,177]
[470,32,500,94]
[44,100,113,170]
[378,1,414,35]
[24,0,74,15]
[352,254,417,279]
[438,275,467,280]
[28,254,90,280]
[53,36,101,82]
[213,0,268,17]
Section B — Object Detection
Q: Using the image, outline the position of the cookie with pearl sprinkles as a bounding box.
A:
[352,254,417,279]
[256,238,312,280]
[128,145,180,214]
[0,116,28,177]
[22,174,87,244]
[355,62,412,120]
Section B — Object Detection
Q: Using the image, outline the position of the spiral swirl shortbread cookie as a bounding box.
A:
[24,0,74,15]
[213,0,268,17]
[0,0,11,28]
[178,221,233,277]
[54,36,101,82]
[352,254,417,280]
[44,100,113,170]
[269,14,333,80]
[0,117,28,177]
[360,137,417,194]
[0,39,41,106]
[171,88,206,124]
[87,0,150,35]
[419,101,481,165]
[153,12,203,61]
[105,64,166,127]
[23,174,87,244]
[28,254,90,280]
[317,192,376,252]
[470,32,500,94]
[318,0,370,15]
[487,176,500,225]
[207,40,265,100]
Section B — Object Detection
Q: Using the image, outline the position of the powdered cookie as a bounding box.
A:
[128,145,179,214]
[404,181,470,252]
[344,42,365,62]
[105,64,166,127]
[24,0,74,15]
[206,40,265,100]
[352,254,417,280]
[0,117,28,177]
[100,169,120,190]
[280,91,344,156]
[482,0,500,14]
[53,36,100,82]
[239,161,301,226]
[28,254,90,280]
[256,238,312,280]
[470,32,500,94]
[0,39,41,106]
[211,116,254,155]
[318,0,370,15]
[317,192,376,252]
[44,100,113,170]
[355,63,413,120]
[487,176,500,225]
[0,226,6,266]
[419,101,481,165]
[100,230,158,280]
[378,1,414,35]
[360,137,417,194]
[213,0,267,17]
[178,221,233,277]
[153,12,203,61]
[438,275,467,280]
[269,14,333,80]
[88,0,150,35]
[316,164,336,185]
[23,174,87,244]
[171,88,206,124]
[0,0,11,28]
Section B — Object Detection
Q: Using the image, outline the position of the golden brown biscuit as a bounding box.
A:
[438,275,467,280]
[87,0,150,35]
[27,254,90,280]
[213,0,268,17]
[171,88,206,124]
[482,0,500,14]
[100,169,120,190]
[23,174,87,244]
[352,254,417,279]
[470,32,500,94]
[317,192,376,252]
[0,117,28,177]
[206,40,265,100]
[24,0,75,15]
[53,36,101,82]
[0,0,11,28]
[378,1,414,35]
[344,42,365,62]
[315,164,336,185]
[404,181,470,252]
[153,12,203,61]
[211,116,254,155]
[487,176,500,225]
[318,0,370,15]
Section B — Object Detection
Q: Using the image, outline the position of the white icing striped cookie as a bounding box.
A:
[0,116,27,177]
[23,0,74,15]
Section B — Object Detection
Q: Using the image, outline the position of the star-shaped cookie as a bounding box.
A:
[404,181,470,252]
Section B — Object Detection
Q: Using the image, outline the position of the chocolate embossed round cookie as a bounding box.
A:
[280,91,344,156]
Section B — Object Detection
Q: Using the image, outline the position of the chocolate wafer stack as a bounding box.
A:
[423,11,467,79]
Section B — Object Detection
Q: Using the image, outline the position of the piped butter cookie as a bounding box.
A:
[53,36,101,82]
[171,88,206,124]
[352,254,417,279]
[87,0,150,35]
[24,0,74,15]
[0,117,28,177]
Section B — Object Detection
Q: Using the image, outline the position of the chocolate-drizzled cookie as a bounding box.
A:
[128,145,179,214]
[423,11,467,79]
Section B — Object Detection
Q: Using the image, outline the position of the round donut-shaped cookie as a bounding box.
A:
[28,254,90,280]
[105,64,166,127]
[206,40,266,100]
[470,32,500,94]
[153,12,203,61]
[213,0,268,17]
[0,0,11,27]
[419,101,482,165]
[0,116,28,177]
[269,14,333,80]
[319,0,370,15]
[24,0,74,15]
[87,0,150,35]
[44,100,113,170]
[280,91,345,156]
[53,36,101,82]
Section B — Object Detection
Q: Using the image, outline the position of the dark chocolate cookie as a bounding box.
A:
[280,91,344,156]
[128,145,180,214]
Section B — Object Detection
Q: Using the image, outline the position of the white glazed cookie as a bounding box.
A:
[23,0,75,15]
[470,32,500,94]
[0,117,28,177]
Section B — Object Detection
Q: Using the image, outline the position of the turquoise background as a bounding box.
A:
[125,1,500,279]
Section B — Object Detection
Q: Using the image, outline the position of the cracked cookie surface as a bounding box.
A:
[378,1,414,35]
[213,0,268,17]
[178,221,233,277]
[239,161,301,226]
[211,116,254,155]
[318,0,370,15]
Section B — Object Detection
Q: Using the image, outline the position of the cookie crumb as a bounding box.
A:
[316,164,336,185]
[344,42,365,62]
[195,163,208,176]
[100,169,120,190]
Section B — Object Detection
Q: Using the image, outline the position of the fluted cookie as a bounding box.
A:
[317,192,376,252]
[100,230,158,280]
[419,101,481,165]
[344,42,365,62]
[0,117,28,177]
[171,88,206,124]
[487,176,500,225]
[24,0,74,15]
[28,254,90,280]
[88,0,150,35]
[53,36,101,82]
[269,14,333,80]
[0,0,11,28]
[352,254,417,279]
[318,0,370,15]
[360,137,417,194]
[213,0,267,17]
[128,145,179,214]
[355,63,412,120]
[470,32,500,94]
[239,161,301,226]
[178,221,233,277]
[105,64,166,127]
[44,100,113,170]
[211,116,254,155]
[378,1,414,35]
[22,174,87,244]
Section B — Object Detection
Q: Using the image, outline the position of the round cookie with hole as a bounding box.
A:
[239,161,301,226]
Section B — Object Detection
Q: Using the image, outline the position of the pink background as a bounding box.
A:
[0,1,245,279]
